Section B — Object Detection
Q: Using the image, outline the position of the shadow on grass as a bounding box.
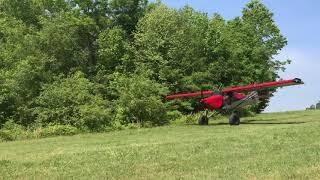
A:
[185,118,307,126]
[210,119,307,126]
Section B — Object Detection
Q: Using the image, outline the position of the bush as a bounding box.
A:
[0,131,14,141]
[167,110,183,123]
[241,106,256,117]
[110,73,169,127]
[171,114,200,125]
[171,112,225,125]
[0,120,28,141]
[33,124,80,138]
[33,72,113,131]
[0,121,81,141]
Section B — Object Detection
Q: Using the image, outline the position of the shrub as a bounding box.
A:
[33,72,113,131]
[0,131,14,141]
[171,112,225,125]
[241,106,256,117]
[0,120,28,141]
[173,114,199,125]
[110,73,169,127]
[0,122,80,141]
[33,124,80,138]
[167,110,183,123]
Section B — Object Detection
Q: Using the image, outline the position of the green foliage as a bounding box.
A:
[134,5,210,89]
[38,12,98,75]
[0,120,27,141]
[0,0,290,134]
[166,110,183,123]
[109,0,148,34]
[110,73,169,126]
[33,124,80,138]
[64,0,147,34]
[34,72,112,131]
[134,1,288,112]
[170,112,225,125]
[97,27,132,72]
[0,0,41,26]
[171,113,199,125]
[0,120,80,141]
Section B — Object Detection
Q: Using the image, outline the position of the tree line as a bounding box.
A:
[0,0,288,131]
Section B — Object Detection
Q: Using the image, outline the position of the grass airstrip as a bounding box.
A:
[1,110,320,179]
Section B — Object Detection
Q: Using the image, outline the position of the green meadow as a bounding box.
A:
[1,110,320,179]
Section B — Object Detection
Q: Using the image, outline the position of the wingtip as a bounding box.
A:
[293,78,304,84]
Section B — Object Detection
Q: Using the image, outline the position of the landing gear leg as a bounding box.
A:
[229,111,240,126]
[198,110,209,125]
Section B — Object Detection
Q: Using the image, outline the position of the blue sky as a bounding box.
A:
[157,0,320,112]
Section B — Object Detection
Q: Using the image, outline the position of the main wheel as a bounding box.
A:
[198,115,209,125]
[229,112,240,125]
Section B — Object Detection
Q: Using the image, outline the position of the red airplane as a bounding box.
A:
[166,78,304,125]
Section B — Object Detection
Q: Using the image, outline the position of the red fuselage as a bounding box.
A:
[201,92,246,110]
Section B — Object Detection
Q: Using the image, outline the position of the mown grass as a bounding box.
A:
[0,110,320,179]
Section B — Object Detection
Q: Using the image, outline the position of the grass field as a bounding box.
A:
[0,110,320,179]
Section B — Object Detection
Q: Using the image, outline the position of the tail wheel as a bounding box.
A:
[198,115,209,125]
[229,111,240,125]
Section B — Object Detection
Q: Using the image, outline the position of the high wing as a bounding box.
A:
[166,91,214,99]
[165,78,303,99]
[221,78,304,93]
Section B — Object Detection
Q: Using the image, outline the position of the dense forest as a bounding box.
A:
[0,0,288,132]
